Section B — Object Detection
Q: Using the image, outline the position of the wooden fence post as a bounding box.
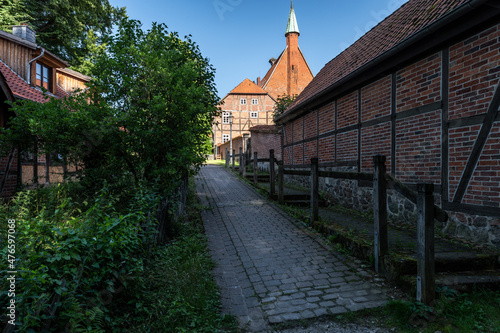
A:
[253,152,258,184]
[232,149,235,172]
[17,147,22,188]
[417,183,435,305]
[311,158,319,224]
[45,153,50,185]
[373,155,388,274]
[33,137,38,184]
[270,150,275,198]
[278,161,284,205]
[239,147,243,176]
[242,154,247,177]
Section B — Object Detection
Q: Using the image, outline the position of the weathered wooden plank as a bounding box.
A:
[283,169,309,176]
[318,170,373,181]
[416,183,435,306]
[386,174,448,222]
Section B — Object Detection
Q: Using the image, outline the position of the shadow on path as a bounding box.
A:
[196,165,389,332]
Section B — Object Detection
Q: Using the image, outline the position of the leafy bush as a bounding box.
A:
[0,182,162,331]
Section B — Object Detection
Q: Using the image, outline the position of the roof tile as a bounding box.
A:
[287,0,468,113]
[230,78,269,95]
[0,60,51,103]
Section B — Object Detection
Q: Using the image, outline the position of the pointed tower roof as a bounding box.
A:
[285,1,300,36]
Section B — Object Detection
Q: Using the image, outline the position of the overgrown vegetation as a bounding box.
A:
[332,288,500,332]
[272,94,297,119]
[0,16,223,332]
[0,179,236,331]
[125,180,237,332]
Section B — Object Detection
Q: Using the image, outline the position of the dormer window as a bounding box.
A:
[36,62,51,90]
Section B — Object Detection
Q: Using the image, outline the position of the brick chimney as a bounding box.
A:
[12,24,36,43]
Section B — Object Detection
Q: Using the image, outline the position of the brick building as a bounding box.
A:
[0,24,89,197]
[274,0,500,247]
[212,1,313,156]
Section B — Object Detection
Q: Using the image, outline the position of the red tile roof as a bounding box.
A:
[230,78,269,95]
[0,60,51,103]
[249,125,280,134]
[284,0,469,116]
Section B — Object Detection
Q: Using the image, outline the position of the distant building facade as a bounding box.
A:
[212,2,313,157]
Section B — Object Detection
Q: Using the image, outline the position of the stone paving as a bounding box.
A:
[195,165,389,332]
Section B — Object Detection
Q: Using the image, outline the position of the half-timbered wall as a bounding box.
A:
[282,23,500,247]
[213,93,275,147]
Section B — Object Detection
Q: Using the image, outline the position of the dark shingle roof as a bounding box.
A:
[283,0,470,116]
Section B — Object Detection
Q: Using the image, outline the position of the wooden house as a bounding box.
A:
[0,24,90,197]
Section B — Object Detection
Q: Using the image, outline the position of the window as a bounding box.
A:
[252,98,258,105]
[222,112,232,124]
[36,62,51,90]
[240,98,247,105]
[250,112,258,118]
[222,134,230,143]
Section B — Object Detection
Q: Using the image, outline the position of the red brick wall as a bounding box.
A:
[304,111,317,139]
[318,102,335,135]
[449,25,500,120]
[448,125,481,202]
[292,117,303,142]
[395,110,441,184]
[361,122,392,173]
[463,123,500,206]
[318,136,335,163]
[281,22,500,212]
[361,75,392,122]
[337,91,358,129]
[250,130,282,160]
[336,130,357,162]
[293,144,303,164]
[396,53,441,112]
[304,141,317,163]
[264,35,314,100]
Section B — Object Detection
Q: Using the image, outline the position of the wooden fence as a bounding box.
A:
[228,149,447,305]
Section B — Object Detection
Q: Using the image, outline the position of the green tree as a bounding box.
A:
[1,18,219,192]
[273,94,297,119]
[0,0,30,30]
[90,18,219,186]
[0,0,125,66]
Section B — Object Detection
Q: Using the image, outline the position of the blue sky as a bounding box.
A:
[108,0,409,98]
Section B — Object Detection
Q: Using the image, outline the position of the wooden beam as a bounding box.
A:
[453,84,500,203]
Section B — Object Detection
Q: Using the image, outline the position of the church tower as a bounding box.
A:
[259,1,313,99]
[286,0,301,96]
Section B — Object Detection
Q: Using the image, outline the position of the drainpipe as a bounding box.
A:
[27,47,45,85]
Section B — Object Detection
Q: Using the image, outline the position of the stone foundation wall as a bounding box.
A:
[283,167,500,249]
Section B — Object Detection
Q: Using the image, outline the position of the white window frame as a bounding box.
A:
[250,111,258,119]
[240,98,247,105]
[222,134,230,143]
[252,98,258,105]
[222,112,231,124]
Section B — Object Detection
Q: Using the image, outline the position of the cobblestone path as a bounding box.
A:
[195,165,388,332]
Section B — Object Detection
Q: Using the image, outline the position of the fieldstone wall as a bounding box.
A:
[283,167,500,249]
